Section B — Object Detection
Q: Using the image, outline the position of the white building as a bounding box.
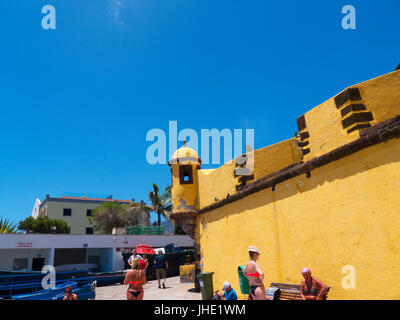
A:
[35,194,135,235]
[0,234,193,272]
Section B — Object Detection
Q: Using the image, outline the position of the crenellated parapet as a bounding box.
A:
[170,68,400,238]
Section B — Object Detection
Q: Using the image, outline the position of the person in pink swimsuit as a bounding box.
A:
[300,268,328,300]
[124,258,146,300]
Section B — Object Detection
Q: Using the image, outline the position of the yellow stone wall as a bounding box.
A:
[252,139,303,180]
[194,70,400,210]
[358,70,400,123]
[197,139,302,208]
[303,69,400,160]
[197,162,236,209]
[302,97,355,160]
[171,69,400,299]
[195,138,400,300]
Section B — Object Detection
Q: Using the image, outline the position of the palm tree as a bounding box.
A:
[0,217,18,233]
[148,183,172,226]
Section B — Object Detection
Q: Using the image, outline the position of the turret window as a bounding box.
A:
[179,165,193,184]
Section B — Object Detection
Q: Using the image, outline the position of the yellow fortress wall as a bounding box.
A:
[170,68,400,300]
[301,69,400,160]
[197,139,302,208]
[196,138,400,299]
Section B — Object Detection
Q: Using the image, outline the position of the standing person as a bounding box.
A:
[300,268,328,300]
[122,248,132,270]
[141,255,149,284]
[217,282,238,300]
[154,250,168,289]
[124,258,146,300]
[128,248,143,268]
[243,246,266,300]
[63,286,78,300]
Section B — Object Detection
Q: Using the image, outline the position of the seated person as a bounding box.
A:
[300,268,328,300]
[217,282,237,300]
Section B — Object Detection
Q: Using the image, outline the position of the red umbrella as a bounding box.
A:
[135,244,157,254]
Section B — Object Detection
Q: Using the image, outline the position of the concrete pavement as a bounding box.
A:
[95,276,202,300]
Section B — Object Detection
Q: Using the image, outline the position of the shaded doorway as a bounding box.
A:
[32,258,45,271]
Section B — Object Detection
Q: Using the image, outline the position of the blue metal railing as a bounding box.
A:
[0,270,95,299]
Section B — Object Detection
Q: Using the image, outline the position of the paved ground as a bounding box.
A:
[95,276,202,300]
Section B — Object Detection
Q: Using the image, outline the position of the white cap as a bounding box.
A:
[222,282,231,291]
[248,246,260,254]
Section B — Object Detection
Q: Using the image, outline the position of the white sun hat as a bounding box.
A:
[248,246,260,254]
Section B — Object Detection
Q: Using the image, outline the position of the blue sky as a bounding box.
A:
[0,0,399,224]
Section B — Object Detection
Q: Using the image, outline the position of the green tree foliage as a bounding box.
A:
[148,183,172,226]
[89,202,126,234]
[124,201,151,227]
[18,216,70,234]
[0,217,18,233]
[89,201,151,234]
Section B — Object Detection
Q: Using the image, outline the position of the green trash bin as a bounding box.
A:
[238,265,249,294]
[196,272,214,300]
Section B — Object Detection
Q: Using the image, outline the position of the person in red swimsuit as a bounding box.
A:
[141,255,149,284]
[300,268,328,300]
[243,246,265,300]
[124,258,146,300]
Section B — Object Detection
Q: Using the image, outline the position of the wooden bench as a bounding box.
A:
[266,283,330,300]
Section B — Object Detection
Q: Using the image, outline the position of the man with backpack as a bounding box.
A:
[154,250,168,289]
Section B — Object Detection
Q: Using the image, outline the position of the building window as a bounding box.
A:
[179,165,193,184]
[86,227,94,234]
[13,258,28,271]
[86,209,92,217]
[63,208,72,216]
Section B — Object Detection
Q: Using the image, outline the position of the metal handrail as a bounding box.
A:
[0,275,96,298]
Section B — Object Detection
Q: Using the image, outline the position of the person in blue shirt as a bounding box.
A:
[154,250,168,289]
[219,282,238,300]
